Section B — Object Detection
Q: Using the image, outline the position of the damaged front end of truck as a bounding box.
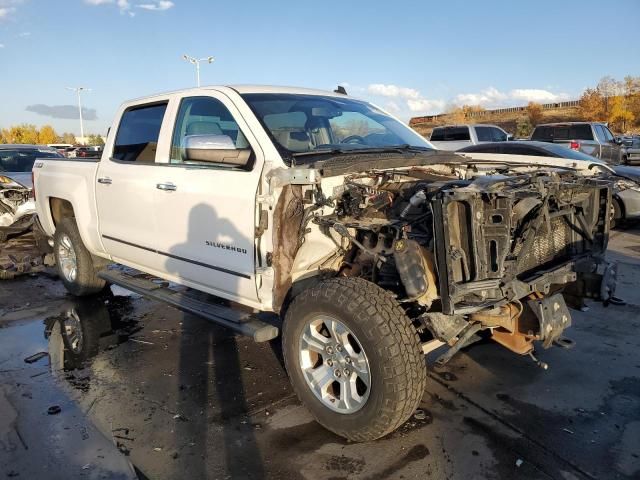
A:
[270,151,617,365]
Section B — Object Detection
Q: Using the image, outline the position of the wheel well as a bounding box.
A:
[613,195,625,219]
[50,198,75,227]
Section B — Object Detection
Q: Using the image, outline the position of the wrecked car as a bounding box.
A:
[32,86,617,441]
[0,145,62,242]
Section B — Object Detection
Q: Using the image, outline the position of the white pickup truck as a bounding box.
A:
[33,85,618,441]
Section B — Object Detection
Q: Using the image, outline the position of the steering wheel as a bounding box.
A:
[341,135,366,145]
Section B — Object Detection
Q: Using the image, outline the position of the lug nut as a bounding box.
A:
[345,357,352,364]
[334,369,342,378]
[336,344,343,352]
[327,359,334,367]
[326,346,334,354]
[344,368,350,376]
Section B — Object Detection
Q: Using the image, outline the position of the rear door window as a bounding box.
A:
[113,103,168,162]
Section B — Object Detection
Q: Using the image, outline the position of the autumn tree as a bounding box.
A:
[597,76,621,117]
[2,124,39,144]
[608,96,634,132]
[578,88,605,121]
[526,102,543,126]
[38,125,58,145]
[446,106,467,124]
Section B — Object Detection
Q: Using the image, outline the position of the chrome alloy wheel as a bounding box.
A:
[63,308,83,354]
[299,315,371,414]
[57,233,78,283]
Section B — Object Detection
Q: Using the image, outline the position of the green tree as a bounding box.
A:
[86,134,105,146]
[515,116,533,138]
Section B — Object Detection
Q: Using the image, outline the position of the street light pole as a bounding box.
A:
[66,86,91,144]
[182,54,214,87]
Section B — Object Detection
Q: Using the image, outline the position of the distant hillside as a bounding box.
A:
[409,100,581,138]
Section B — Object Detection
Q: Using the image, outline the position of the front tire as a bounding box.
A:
[54,217,106,296]
[610,198,623,229]
[282,277,426,442]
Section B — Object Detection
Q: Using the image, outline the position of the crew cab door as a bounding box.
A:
[96,100,172,273]
[150,92,263,305]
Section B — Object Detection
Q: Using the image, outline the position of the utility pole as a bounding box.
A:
[66,87,91,144]
[182,54,214,87]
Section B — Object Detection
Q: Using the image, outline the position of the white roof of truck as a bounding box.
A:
[127,85,348,104]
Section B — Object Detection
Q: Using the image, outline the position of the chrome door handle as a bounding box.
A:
[156,182,177,191]
[97,177,112,184]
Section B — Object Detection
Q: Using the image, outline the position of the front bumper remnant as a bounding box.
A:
[528,293,572,349]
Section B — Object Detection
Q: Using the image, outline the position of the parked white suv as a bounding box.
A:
[32,86,616,441]
[429,124,511,150]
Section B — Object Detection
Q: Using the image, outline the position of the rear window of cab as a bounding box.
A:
[430,127,470,141]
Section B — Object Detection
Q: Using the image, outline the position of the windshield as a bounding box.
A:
[241,93,432,161]
[0,148,62,172]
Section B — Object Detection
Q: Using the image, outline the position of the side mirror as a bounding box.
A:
[182,134,252,167]
[614,136,623,145]
[507,134,514,141]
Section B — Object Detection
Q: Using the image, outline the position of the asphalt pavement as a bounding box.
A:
[1,227,640,479]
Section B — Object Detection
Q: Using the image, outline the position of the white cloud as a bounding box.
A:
[0,0,23,19]
[18,31,29,37]
[361,82,572,119]
[0,43,4,48]
[137,0,173,10]
[509,88,569,103]
[453,86,569,108]
[0,7,14,19]
[368,83,421,100]
[366,83,444,116]
[85,0,173,15]
[407,98,446,113]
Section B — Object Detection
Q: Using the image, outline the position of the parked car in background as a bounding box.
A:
[429,124,512,151]
[47,143,74,156]
[75,146,103,159]
[0,144,62,240]
[457,140,640,227]
[623,136,640,165]
[531,122,628,164]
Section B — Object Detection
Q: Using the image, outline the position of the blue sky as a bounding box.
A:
[1,0,639,136]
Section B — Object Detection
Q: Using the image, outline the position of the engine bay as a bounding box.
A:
[283,161,615,359]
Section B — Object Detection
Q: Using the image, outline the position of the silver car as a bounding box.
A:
[0,144,62,240]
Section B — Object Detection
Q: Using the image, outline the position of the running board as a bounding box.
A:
[98,270,279,342]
